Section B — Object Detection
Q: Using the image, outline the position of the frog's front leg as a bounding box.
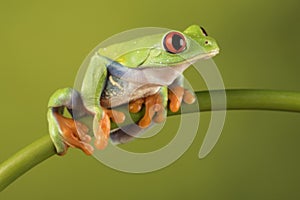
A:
[81,54,125,150]
[168,75,196,112]
[47,88,93,155]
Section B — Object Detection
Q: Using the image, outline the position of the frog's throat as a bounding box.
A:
[105,49,218,86]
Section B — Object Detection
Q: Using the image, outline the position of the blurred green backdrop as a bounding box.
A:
[0,0,299,199]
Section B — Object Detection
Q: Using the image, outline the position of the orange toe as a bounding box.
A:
[168,87,184,112]
[183,89,196,104]
[129,98,144,113]
[94,137,108,150]
[94,111,110,150]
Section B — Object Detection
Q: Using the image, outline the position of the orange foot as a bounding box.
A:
[168,86,196,112]
[94,109,125,150]
[54,112,93,155]
[129,93,166,128]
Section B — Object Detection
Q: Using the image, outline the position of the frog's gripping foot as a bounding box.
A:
[49,108,125,155]
[53,112,93,155]
[48,88,125,155]
[49,107,126,156]
[128,86,195,128]
[129,92,166,128]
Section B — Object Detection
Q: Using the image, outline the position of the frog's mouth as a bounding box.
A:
[191,49,219,61]
[107,49,219,86]
[172,49,219,66]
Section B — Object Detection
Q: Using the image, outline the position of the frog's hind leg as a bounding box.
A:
[168,75,196,112]
[47,88,93,155]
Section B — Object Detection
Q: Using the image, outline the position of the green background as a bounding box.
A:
[1,0,299,199]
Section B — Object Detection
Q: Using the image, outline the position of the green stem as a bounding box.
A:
[1,89,300,192]
[184,89,300,113]
[0,135,55,192]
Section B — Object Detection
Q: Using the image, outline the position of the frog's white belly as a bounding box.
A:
[100,75,161,108]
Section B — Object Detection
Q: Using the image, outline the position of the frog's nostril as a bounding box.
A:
[205,40,212,45]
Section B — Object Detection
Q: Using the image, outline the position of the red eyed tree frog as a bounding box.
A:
[47,25,219,155]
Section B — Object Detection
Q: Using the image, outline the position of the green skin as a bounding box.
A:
[47,25,220,154]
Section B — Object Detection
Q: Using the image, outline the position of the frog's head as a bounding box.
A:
[182,24,219,59]
[98,25,219,86]
[100,25,219,69]
[141,24,220,67]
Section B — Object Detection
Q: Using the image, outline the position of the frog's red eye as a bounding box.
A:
[163,32,186,54]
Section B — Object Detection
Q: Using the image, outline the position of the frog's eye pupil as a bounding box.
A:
[163,32,186,54]
[172,34,183,50]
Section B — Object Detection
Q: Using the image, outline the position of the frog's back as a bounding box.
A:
[98,33,163,61]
